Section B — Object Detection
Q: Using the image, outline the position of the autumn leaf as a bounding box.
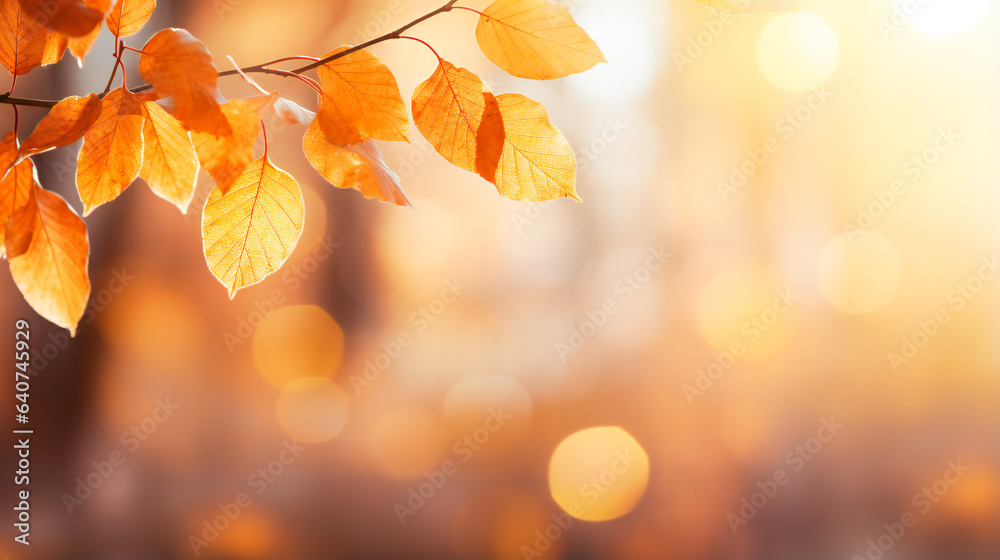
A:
[140,100,198,212]
[303,119,410,207]
[106,0,154,38]
[16,0,103,37]
[17,93,102,161]
[65,0,110,66]
[412,59,504,182]
[5,164,90,335]
[0,0,70,75]
[695,0,796,13]
[493,93,579,201]
[0,132,27,257]
[202,155,304,298]
[315,46,408,145]
[139,28,230,136]
[76,86,145,215]
[475,0,605,80]
[192,99,259,194]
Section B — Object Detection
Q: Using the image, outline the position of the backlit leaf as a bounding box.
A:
[106,0,154,37]
[16,0,103,37]
[475,0,605,80]
[0,0,69,74]
[192,99,259,194]
[316,46,408,145]
[17,93,102,161]
[139,28,230,136]
[76,86,145,215]
[695,0,795,14]
[5,166,90,335]
[494,93,579,201]
[202,156,304,298]
[412,59,504,182]
[303,119,410,207]
[140,100,198,213]
[0,132,27,257]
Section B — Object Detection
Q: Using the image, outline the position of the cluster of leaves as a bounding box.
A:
[0,0,778,335]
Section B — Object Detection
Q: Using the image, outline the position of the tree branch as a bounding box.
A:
[0,0,462,109]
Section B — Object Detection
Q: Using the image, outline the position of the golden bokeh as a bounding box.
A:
[818,231,902,315]
[253,305,344,388]
[548,426,650,522]
[442,375,533,458]
[756,12,839,92]
[368,408,449,481]
[275,377,350,443]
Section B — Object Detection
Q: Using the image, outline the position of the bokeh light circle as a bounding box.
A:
[757,12,839,91]
[275,377,349,443]
[442,375,533,456]
[548,426,649,522]
[369,409,449,480]
[253,305,344,388]
[818,231,902,314]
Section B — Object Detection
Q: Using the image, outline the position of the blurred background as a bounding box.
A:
[3,0,1000,558]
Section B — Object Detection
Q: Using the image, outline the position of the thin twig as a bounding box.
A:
[0,0,463,108]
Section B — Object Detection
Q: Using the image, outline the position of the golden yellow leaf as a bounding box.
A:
[17,93,102,161]
[140,100,198,213]
[0,0,68,74]
[139,28,230,136]
[695,0,795,13]
[192,99,259,194]
[0,132,28,257]
[106,0,154,38]
[6,167,90,336]
[76,86,145,215]
[202,155,304,298]
[303,119,410,207]
[412,59,504,182]
[316,46,408,145]
[475,0,605,80]
[16,0,103,37]
[494,93,579,201]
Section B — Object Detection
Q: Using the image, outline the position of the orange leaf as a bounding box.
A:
[0,0,68,74]
[76,86,145,215]
[494,93,579,201]
[17,93,101,161]
[202,155,304,298]
[139,28,230,136]
[106,0,154,38]
[412,59,504,182]
[6,167,90,335]
[192,99,259,194]
[16,0,103,37]
[0,132,28,257]
[475,0,605,80]
[303,119,410,207]
[140,100,198,213]
[316,46,408,145]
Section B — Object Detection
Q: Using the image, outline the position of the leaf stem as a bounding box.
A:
[103,40,127,94]
[290,0,459,73]
[399,35,442,63]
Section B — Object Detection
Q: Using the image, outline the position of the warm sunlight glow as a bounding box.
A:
[253,305,345,388]
[548,427,649,522]
[757,13,839,91]
[818,232,902,315]
[276,377,350,443]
